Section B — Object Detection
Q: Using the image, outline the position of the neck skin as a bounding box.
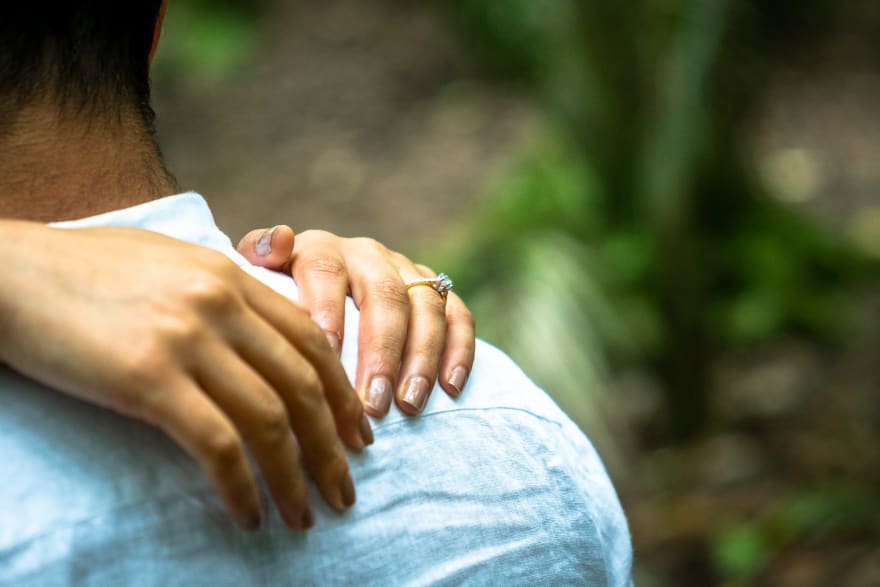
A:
[0,99,177,222]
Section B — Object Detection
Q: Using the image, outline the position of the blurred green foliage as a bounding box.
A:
[713,486,878,580]
[156,0,875,441]
[150,2,878,579]
[153,0,262,83]
[432,0,875,439]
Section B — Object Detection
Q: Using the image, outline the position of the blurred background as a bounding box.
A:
[152,1,880,584]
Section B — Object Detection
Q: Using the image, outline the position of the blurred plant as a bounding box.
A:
[153,0,264,83]
[713,486,878,581]
[433,0,875,440]
[446,137,630,462]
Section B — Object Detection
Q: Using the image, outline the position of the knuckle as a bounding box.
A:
[352,237,387,257]
[371,278,409,310]
[344,389,364,419]
[204,428,243,471]
[130,391,160,424]
[307,438,348,479]
[293,367,324,410]
[196,247,239,277]
[459,307,476,329]
[413,334,445,363]
[282,301,314,329]
[159,312,205,347]
[301,255,346,279]
[324,452,349,481]
[389,251,410,266]
[115,365,168,423]
[181,274,239,314]
[415,263,435,276]
[371,332,404,359]
[301,367,323,398]
[448,303,475,330]
[119,341,170,389]
[310,300,341,323]
[300,319,333,354]
[255,396,291,446]
[300,229,334,242]
[465,308,476,330]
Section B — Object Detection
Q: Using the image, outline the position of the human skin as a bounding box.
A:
[0,212,476,532]
[0,210,476,534]
[154,0,473,415]
[0,220,370,531]
[0,0,474,532]
[237,226,476,417]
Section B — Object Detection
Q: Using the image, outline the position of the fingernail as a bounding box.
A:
[365,376,392,416]
[300,507,314,530]
[255,226,278,256]
[325,331,341,356]
[340,472,356,508]
[401,376,430,414]
[448,366,469,397]
[359,412,374,446]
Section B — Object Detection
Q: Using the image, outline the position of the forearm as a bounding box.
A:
[0,219,52,361]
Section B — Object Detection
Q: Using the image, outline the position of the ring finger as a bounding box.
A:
[414,263,475,399]
[392,258,448,415]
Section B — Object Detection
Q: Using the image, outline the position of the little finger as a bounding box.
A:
[194,344,312,530]
[148,380,262,531]
[436,291,475,398]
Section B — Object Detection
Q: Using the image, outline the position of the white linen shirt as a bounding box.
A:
[0,193,633,586]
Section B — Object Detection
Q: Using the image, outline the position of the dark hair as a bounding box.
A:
[0,1,163,130]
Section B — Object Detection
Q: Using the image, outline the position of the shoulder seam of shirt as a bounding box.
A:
[368,405,569,433]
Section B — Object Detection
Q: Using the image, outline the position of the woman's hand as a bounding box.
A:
[237,226,476,417]
[0,221,371,531]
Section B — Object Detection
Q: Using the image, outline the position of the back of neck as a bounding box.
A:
[0,102,176,222]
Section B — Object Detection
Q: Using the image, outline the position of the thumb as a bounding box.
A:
[237,225,296,271]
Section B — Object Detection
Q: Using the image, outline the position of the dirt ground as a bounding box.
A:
[153,0,534,254]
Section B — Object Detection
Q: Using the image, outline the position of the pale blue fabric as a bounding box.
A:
[0,193,633,586]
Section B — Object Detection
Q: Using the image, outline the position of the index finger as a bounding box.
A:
[288,236,349,356]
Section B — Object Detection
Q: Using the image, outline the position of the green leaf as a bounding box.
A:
[714,523,771,580]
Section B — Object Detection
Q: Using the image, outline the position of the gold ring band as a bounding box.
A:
[405,273,453,301]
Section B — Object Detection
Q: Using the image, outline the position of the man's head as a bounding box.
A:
[0,1,165,133]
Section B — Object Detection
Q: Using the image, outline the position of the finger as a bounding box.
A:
[289,233,349,356]
[236,225,296,271]
[231,312,356,511]
[413,263,475,398]
[344,239,411,418]
[146,379,263,531]
[437,291,476,398]
[231,299,367,511]
[240,275,369,452]
[194,342,312,530]
[390,259,448,416]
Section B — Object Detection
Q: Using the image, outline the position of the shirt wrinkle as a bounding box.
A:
[3,192,633,586]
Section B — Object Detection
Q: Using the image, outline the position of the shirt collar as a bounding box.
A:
[49,192,235,253]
